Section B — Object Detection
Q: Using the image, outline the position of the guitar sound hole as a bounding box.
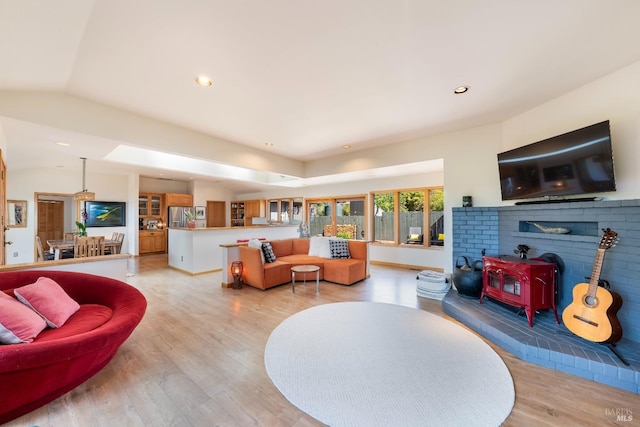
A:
[584,295,598,307]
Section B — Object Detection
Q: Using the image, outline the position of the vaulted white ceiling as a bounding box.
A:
[2,0,640,191]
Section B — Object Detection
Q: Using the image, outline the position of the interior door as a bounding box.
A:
[206,201,226,227]
[0,151,6,265]
[37,200,64,251]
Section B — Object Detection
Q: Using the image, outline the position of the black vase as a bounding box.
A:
[453,256,484,298]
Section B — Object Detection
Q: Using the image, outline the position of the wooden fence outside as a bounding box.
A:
[309,211,443,242]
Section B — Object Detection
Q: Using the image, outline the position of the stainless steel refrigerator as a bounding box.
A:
[168,206,192,228]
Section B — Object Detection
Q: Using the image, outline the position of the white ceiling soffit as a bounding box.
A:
[274,159,444,188]
[104,145,301,185]
[104,145,441,188]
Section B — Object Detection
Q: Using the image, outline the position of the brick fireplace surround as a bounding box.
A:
[448,199,639,394]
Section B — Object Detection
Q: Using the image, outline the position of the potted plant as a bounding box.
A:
[75,221,87,237]
[185,210,196,229]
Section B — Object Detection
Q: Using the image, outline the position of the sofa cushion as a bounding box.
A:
[291,238,310,254]
[329,239,351,259]
[270,239,293,257]
[348,240,368,260]
[324,258,366,285]
[35,304,113,342]
[14,277,81,328]
[309,236,332,258]
[0,292,47,344]
[248,238,265,263]
[262,242,277,263]
[262,260,294,289]
[278,254,326,265]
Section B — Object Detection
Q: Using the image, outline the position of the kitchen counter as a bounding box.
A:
[167,225,299,276]
[170,224,297,231]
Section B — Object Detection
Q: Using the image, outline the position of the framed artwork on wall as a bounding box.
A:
[7,200,27,228]
[195,206,206,219]
[84,201,126,227]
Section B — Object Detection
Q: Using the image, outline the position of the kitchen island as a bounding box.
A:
[168,225,298,278]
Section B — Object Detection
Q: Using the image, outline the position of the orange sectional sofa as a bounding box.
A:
[238,237,368,290]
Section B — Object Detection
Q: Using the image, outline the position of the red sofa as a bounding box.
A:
[0,270,147,424]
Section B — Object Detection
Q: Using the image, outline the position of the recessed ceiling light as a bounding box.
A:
[195,75,212,87]
[265,142,273,147]
[56,142,71,147]
[343,145,351,149]
[454,85,469,94]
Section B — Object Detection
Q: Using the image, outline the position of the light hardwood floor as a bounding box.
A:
[7,255,637,426]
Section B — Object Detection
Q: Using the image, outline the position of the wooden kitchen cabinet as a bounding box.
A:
[230,200,265,226]
[139,193,164,218]
[165,193,193,207]
[230,202,245,227]
[244,200,265,220]
[139,230,167,254]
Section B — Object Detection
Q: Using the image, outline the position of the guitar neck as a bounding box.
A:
[588,248,606,295]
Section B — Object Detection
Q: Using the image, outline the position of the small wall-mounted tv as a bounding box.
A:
[497,120,616,201]
[85,201,126,227]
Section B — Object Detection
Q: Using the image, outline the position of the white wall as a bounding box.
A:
[4,60,640,272]
[0,120,6,153]
[140,176,190,194]
[0,91,304,178]
[191,181,235,227]
[236,60,640,272]
[5,168,133,264]
[502,60,640,201]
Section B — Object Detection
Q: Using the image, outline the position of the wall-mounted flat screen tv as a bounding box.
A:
[85,201,126,227]
[497,120,616,201]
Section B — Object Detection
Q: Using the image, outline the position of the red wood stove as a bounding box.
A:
[480,255,560,327]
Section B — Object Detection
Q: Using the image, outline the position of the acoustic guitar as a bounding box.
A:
[562,228,623,343]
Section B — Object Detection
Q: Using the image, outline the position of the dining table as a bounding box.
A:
[46,238,120,260]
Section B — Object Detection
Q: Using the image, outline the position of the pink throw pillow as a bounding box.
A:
[14,277,81,328]
[0,291,47,344]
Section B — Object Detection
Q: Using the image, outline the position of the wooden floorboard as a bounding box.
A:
[5,254,637,426]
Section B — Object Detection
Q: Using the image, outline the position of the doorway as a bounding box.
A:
[35,194,76,252]
[206,201,226,227]
[0,152,5,265]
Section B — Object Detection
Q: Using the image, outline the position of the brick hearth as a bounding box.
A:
[442,290,640,394]
[451,199,640,343]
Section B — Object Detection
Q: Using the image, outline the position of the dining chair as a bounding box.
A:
[105,232,125,255]
[113,232,125,254]
[35,236,55,261]
[74,236,105,258]
[61,232,76,258]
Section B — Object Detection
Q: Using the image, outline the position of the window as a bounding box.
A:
[307,196,367,239]
[267,198,303,224]
[268,200,278,222]
[429,189,444,246]
[399,190,424,244]
[336,197,365,239]
[371,187,444,247]
[281,199,290,223]
[292,199,303,223]
[372,192,395,243]
[308,200,332,236]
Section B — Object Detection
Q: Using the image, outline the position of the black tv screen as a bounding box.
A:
[85,201,126,227]
[497,121,616,201]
